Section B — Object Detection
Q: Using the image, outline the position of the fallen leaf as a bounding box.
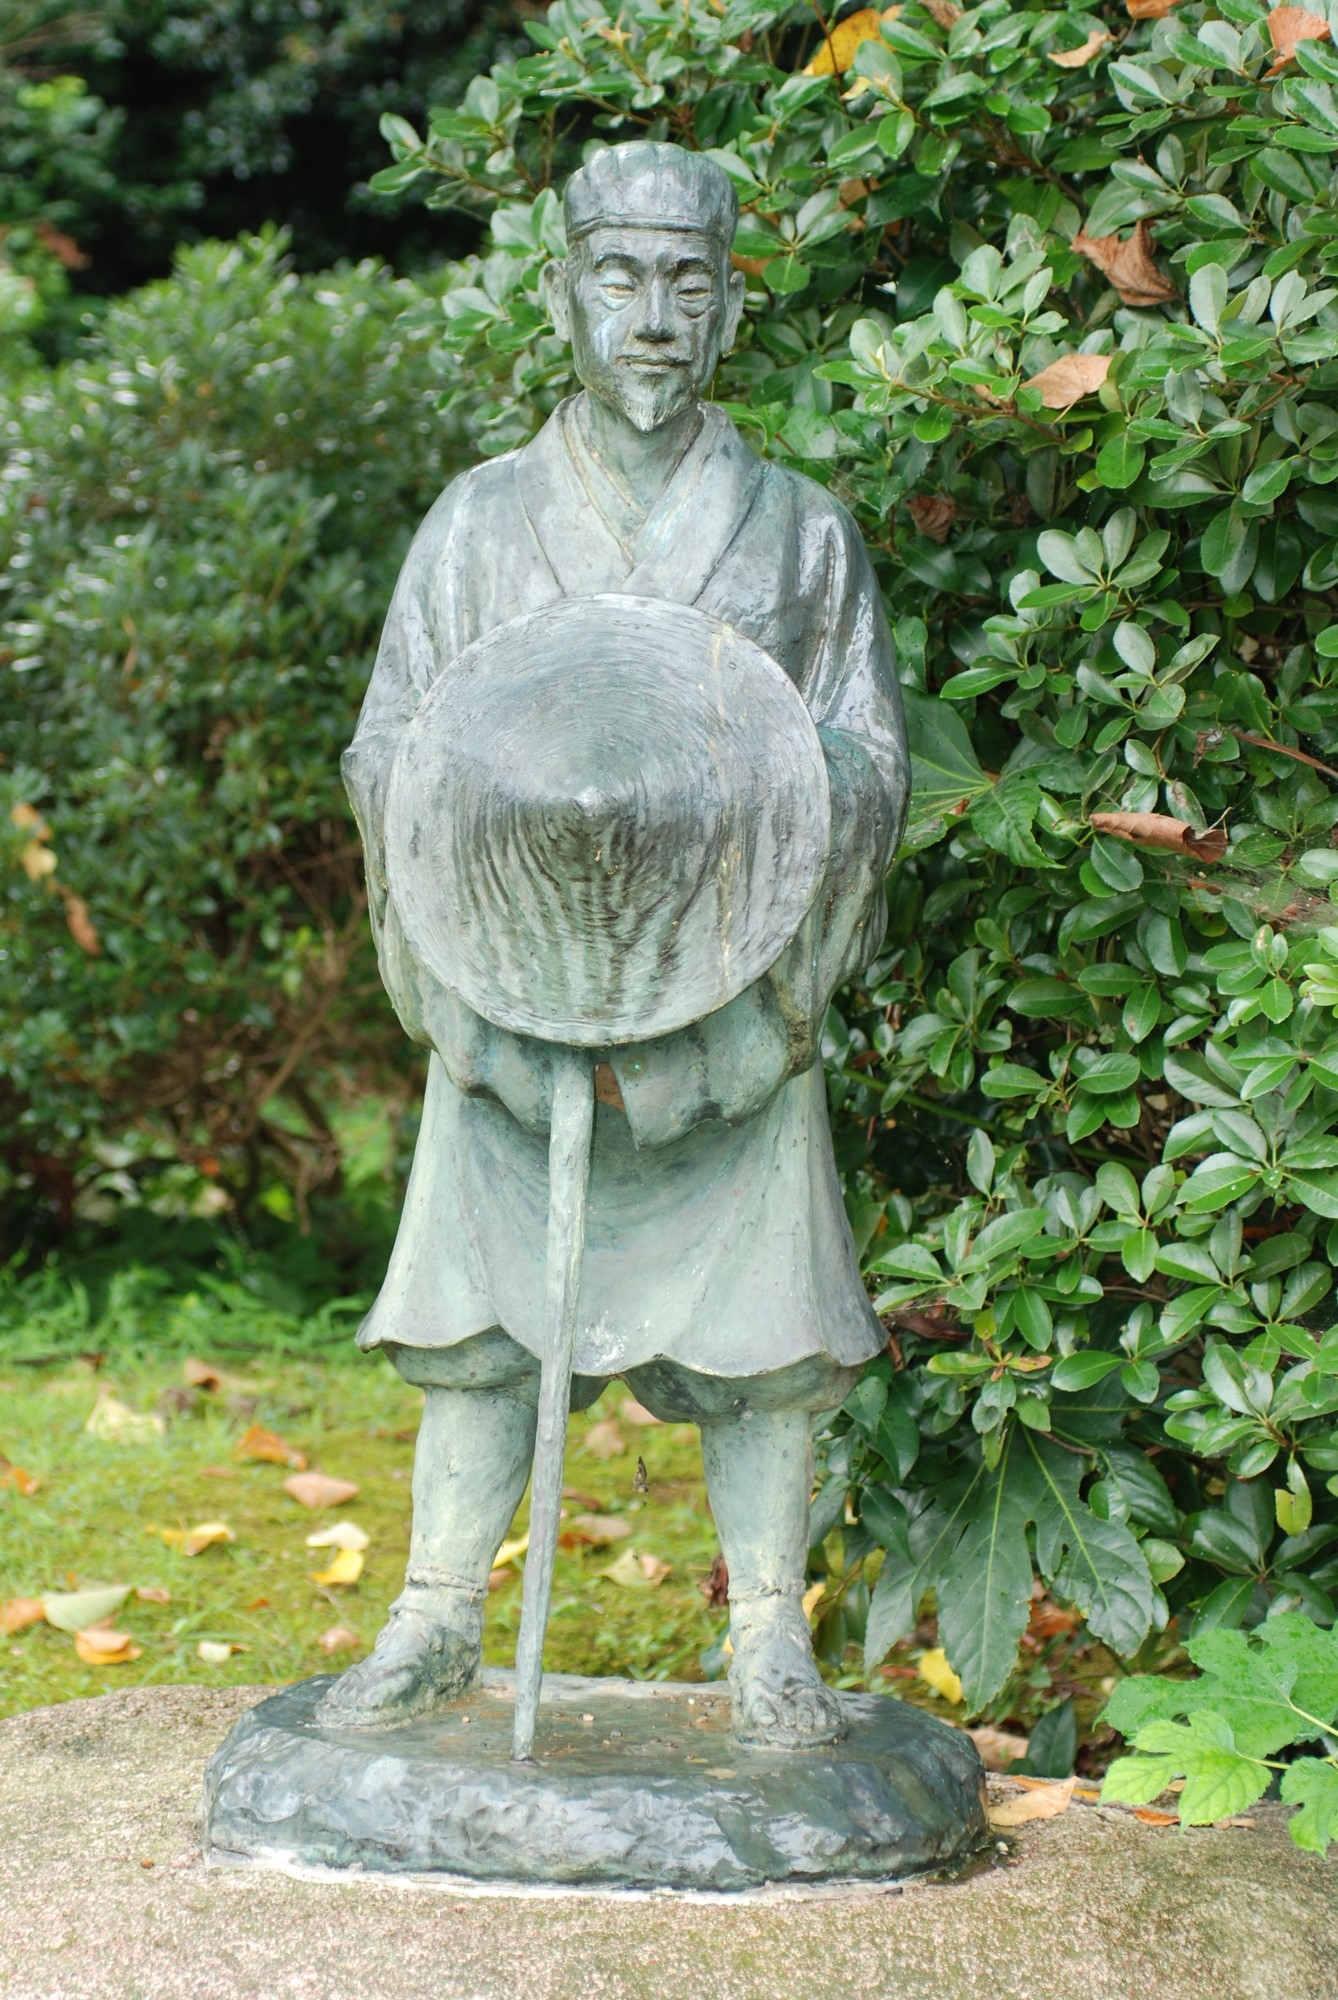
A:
[1073,221,1176,308]
[135,1585,171,1604]
[1023,352,1110,410]
[988,1776,1076,1826]
[84,1390,165,1444]
[600,1546,670,1588]
[309,1546,364,1587]
[43,1584,131,1633]
[74,1628,141,1665]
[581,1420,626,1462]
[0,1462,40,1495]
[318,1625,360,1654]
[1267,5,1329,71]
[908,494,957,542]
[59,887,101,955]
[1217,1815,1256,1828]
[10,801,44,832]
[1028,1596,1080,1641]
[284,1471,359,1510]
[1089,810,1227,862]
[183,1358,223,1391]
[19,839,57,882]
[620,1397,662,1427]
[157,1521,234,1557]
[969,1725,1031,1772]
[487,1567,513,1591]
[306,1520,370,1552]
[802,1579,827,1623]
[246,1596,271,1611]
[562,1486,603,1509]
[196,1639,239,1664]
[492,1532,530,1570]
[1049,26,1110,64]
[561,1513,633,1548]
[1126,0,1184,16]
[235,1422,307,1469]
[1131,1806,1180,1825]
[803,5,900,74]
[200,1466,238,1480]
[1,1597,46,1636]
[917,1646,964,1705]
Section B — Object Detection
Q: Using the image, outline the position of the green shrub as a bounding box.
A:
[373,0,1338,1740]
[0,231,447,1238]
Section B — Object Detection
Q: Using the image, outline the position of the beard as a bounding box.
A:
[609,363,697,433]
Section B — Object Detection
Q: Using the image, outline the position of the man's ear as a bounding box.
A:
[721,265,746,355]
[542,258,571,340]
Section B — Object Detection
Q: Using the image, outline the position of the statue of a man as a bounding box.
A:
[325,141,908,1748]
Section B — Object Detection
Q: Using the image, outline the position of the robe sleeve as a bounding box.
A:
[616,497,908,1148]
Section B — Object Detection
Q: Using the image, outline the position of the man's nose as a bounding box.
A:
[634,274,677,342]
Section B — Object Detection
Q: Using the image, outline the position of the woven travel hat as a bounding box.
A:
[383,593,831,1047]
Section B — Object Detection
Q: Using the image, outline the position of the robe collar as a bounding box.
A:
[517,394,763,605]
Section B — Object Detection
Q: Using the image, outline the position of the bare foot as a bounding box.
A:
[315,1603,480,1729]
[727,1595,847,1749]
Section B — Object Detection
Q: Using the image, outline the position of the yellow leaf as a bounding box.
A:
[1,1597,46,1636]
[157,1520,234,1556]
[305,1520,370,1552]
[0,1462,40,1495]
[74,1628,142,1665]
[309,1547,364,1587]
[19,840,57,882]
[803,6,899,75]
[801,1580,826,1623]
[988,1776,1076,1826]
[10,802,44,832]
[492,1531,530,1570]
[85,1390,165,1444]
[916,1646,963,1705]
[600,1546,670,1588]
[196,1639,239,1664]
[1047,27,1110,65]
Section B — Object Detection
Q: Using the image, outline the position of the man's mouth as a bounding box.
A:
[620,357,688,371]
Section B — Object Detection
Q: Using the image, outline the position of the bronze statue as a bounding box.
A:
[324,140,909,1752]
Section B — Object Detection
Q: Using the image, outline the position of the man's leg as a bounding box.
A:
[623,1354,860,1749]
[317,1330,606,1727]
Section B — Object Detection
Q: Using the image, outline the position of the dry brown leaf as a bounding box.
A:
[561,1513,634,1547]
[134,1585,170,1605]
[58,887,101,955]
[600,1546,671,1588]
[1131,1806,1180,1825]
[988,1776,1076,1826]
[0,1597,46,1636]
[284,1471,359,1510]
[0,1462,40,1495]
[318,1625,360,1654]
[1073,221,1176,308]
[74,1627,142,1665]
[582,1419,626,1462]
[200,1466,238,1480]
[309,1547,363,1587]
[19,839,57,882]
[1090,810,1228,862]
[10,801,43,832]
[909,494,957,542]
[1023,352,1111,410]
[183,1358,223,1391]
[922,0,961,23]
[1126,0,1184,17]
[1049,27,1111,65]
[235,1422,307,1469]
[1267,6,1330,72]
[803,5,900,74]
[968,1725,1031,1772]
[620,1396,662,1426]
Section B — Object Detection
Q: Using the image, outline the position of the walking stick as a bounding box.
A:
[511,1048,596,1763]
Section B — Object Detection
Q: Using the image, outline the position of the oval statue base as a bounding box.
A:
[203,1670,988,1895]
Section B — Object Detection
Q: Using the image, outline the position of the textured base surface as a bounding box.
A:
[4,1686,1336,2000]
[202,1670,987,1891]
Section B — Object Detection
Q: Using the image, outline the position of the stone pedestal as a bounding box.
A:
[203,1670,987,1893]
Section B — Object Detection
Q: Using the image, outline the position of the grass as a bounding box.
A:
[0,1349,726,1718]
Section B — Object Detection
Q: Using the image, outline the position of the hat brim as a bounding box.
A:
[384,594,830,1047]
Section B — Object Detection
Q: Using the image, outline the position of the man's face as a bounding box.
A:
[546,227,745,434]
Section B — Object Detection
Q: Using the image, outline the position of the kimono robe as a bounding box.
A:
[344,395,909,1381]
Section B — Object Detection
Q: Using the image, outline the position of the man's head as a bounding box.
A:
[544,143,745,434]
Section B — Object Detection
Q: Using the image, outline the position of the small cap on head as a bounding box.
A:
[564,141,738,249]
